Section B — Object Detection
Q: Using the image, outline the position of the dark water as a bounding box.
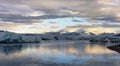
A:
[0,40,120,66]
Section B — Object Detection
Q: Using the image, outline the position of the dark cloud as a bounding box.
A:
[72,19,83,22]
[101,23,120,27]
[49,21,56,24]
[66,23,120,28]
[94,16,120,22]
[66,24,99,28]
[0,13,69,23]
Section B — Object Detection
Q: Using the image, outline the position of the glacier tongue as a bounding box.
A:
[0,31,41,43]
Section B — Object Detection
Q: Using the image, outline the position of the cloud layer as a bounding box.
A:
[0,0,120,22]
[0,0,120,33]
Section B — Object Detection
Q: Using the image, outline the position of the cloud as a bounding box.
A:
[66,24,99,28]
[0,22,28,31]
[101,23,120,27]
[49,21,56,24]
[67,23,120,28]
[64,23,119,34]
[61,27,79,33]
[60,26,116,34]
[0,13,45,23]
[0,3,34,15]
[98,0,120,6]
[84,27,116,34]
[0,3,46,23]
[60,10,79,15]
[51,25,60,29]
[23,11,45,17]
[0,21,118,34]
[0,21,45,33]
[72,19,84,22]
[0,0,119,33]
[0,0,120,23]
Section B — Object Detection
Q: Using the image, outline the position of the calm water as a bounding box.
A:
[0,40,120,66]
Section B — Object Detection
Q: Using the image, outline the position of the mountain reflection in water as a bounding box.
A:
[0,40,120,66]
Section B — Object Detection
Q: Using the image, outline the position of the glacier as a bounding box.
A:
[0,31,41,43]
[0,30,119,43]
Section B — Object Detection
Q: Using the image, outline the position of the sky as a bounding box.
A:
[0,0,120,34]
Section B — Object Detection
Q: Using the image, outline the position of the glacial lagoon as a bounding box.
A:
[0,40,120,66]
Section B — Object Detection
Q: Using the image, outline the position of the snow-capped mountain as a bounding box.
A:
[0,30,118,43]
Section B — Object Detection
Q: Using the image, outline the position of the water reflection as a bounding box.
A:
[0,45,22,55]
[0,44,40,55]
[0,41,120,66]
